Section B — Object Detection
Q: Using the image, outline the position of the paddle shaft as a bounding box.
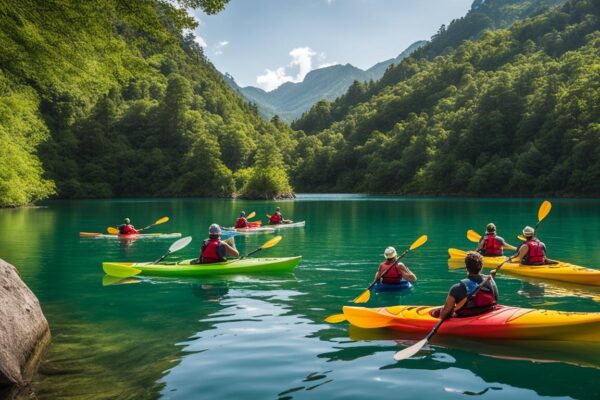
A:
[427,258,511,343]
[369,249,411,290]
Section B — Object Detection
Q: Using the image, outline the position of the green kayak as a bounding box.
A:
[102,256,302,278]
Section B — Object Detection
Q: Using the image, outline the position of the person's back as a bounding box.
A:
[198,224,239,264]
[440,251,498,318]
[375,247,417,285]
[476,223,515,256]
[517,226,547,265]
[235,211,248,229]
[269,208,282,224]
[118,218,138,235]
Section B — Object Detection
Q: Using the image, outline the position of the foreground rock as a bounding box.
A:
[0,259,50,399]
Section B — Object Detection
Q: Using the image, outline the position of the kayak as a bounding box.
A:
[267,221,306,229]
[448,248,600,286]
[222,226,275,234]
[374,280,413,292]
[80,232,182,239]
[342,305,600,342]
[102,256,302,277]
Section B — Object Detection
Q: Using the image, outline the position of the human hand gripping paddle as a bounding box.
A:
[102,236,192,279]
[393,256,511,361]
[107,216,169,235]
[324,235,428,324]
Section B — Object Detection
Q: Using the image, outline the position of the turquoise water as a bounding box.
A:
[2,195,600,399]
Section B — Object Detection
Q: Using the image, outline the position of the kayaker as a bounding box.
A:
[269,207,290,224]
[374,247,417,285]
[515,226,549,265]
[476,223,516,256]
[235,211,248,229]
[195,224,239,264]
[118,218,138,235]
[439,251,498,318]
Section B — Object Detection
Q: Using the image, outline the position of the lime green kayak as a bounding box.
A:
[102,256,302,277]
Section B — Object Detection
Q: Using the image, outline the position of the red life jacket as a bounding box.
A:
[456,278,497,317]
[269,212,282,224]
[523,239,546,265]
[201,239,224,263]
[482,234,502,256]
[377,260,402,284]
[235,217,247,229]
[119,224,138,235]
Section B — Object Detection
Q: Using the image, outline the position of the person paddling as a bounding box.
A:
[438,251,498,318]
[118,218,138,235]
[374,246,417,287]
[193,224,239,264]
[235,211,248,229]
[515,226,550,265]
[475,223,516,256]
[269,207,290,224]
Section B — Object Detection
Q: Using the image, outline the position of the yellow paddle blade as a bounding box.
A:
[266,214,272,218]
[352,290,371,304]
[448,248,467,258]
[467,230,481,243]
[247,211,256,219]
[262,235,282,249]
[324,313,347,323]
[155,216,169,225]
[409,235,428,250]
[517,235,526,241]
[107,227,119,235]
[538,200,552,222]
[592,297,600,303]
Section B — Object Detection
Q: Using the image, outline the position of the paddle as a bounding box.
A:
[239,235,282,259]
[246,211,256,220]
[467,230,482,243]
[324,313,347,323]
[394,257,511,361]
[153,236,193,264]
[513,200,553,243]
[352,235,428,304]
[107,216,169,235]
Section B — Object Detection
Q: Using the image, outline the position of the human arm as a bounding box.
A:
[440,294,456,319]
[397,262,417,282]
[475,239,484,252]
[498,236,516,251]
[221,241,239,258]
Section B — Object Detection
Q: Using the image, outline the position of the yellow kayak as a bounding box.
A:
[448,248,600,286]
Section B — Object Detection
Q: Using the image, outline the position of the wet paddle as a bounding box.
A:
[394,257,511,361]
[107,216,169,235]
[240,235,282,259]
[324,313,347,323]
[153,236,193,264]
[352,235,428,304]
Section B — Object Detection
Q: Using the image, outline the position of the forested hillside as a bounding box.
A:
[289,0,600,196]
[0,0,294,206]
[293,0,564,133]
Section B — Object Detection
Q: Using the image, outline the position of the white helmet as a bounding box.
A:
[522,226,535,238]
[384,246,397,259]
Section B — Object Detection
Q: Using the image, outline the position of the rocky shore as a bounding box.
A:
[0,259,50,399]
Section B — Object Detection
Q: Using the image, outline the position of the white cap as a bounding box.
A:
[384,247,397,259]
[523,226,535,237]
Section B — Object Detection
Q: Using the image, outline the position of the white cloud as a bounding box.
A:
[194,35,207,48]
[317,62,337,69]
[256,47,319,91]
[214,40,229,55]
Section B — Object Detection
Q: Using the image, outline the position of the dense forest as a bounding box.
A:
[289,0,600,196]
[0,0,294,207]
[2,0,599,206]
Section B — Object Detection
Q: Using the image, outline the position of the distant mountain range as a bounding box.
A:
[223,40,427,122]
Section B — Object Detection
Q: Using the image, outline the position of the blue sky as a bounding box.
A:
[191,0,473,90]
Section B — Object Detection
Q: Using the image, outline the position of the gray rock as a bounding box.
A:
[0,259,50,397]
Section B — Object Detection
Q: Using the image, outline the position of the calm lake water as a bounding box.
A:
[2,195,600,399]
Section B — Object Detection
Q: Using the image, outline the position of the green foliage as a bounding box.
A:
[289,0,600,197]
[0,0,296,205]
[239,136,294,199]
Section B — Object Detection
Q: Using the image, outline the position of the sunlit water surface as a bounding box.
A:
[2,195,600,399]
